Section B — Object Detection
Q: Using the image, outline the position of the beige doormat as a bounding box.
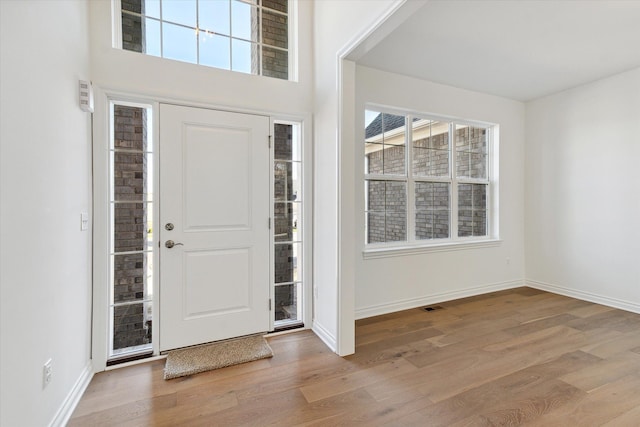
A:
[164,335,273,380]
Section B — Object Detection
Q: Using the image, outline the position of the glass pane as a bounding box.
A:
[365,142,383,174]
[122,0,142,13]
[433,210,450,239]
[458,210,473,237]
[162,0,196,26]
[470,152,487,179]
[415,182,450,240]
[262,9,287,49]
[163,22,197,63]
[456,150,470,178]
[366,211,385,244]
[113,203,152,252]
[383,144,406,175]
[199,33,230,69]
[231,39,255,73]
[456,124,488,179]
[458,184,472,210]
[365,180,406,243]
[144,0,160,18]
[365,180,385,212]
[412,119,449,177]
[385,181,406,212]
[274,161,301,202]
[365,110,380,173]
[112,253,146,303]
[113,105,147,151]
[415,182,450,210]
[112,152,153,202]
[122,12,143,53]
[199,0,231,35]
[145,18,161,57]
[112,302,152,351]
[274,242,300,283]
[382,113,406,138]
[383,113,406,175]
[458,184,487,237]
[274,202,300,242]
[262,0,287,13]
[262,46,288,80]
[415,210,433,240]
[385,211,406,242]
[231,0,258,41]
[274,123,296,160]
[364,111,406,175]
[473,210,487,236]
[274,283,299,322]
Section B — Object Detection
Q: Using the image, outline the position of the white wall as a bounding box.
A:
[353,66,526,317]
[0,1,93,426]
[312,0,400,354]
[525,68,640,310]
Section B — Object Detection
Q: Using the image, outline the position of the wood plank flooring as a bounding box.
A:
[69,288,640,426]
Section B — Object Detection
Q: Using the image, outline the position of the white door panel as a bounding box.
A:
[159,104,270,351]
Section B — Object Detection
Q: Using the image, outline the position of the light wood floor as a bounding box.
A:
[69,288,640,426]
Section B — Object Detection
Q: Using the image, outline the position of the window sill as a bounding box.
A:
[362,239,502,260]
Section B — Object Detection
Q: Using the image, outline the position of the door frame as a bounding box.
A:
[91,87,313,372]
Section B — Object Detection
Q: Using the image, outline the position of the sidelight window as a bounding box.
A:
[273,121,303,329]
[108,102,155,362]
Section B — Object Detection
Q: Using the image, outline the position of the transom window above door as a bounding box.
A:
[119,0,290,80]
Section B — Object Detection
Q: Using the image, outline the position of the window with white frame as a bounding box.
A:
[364,109,494,247]
[120,0,290,80]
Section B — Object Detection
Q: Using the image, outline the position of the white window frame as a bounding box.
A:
[113,0,296,81]
[271,119,306,330]
[363,106,500,259]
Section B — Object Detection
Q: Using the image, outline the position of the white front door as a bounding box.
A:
[159,104,270,351]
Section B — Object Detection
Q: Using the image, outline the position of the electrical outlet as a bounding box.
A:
[43,359,53,389]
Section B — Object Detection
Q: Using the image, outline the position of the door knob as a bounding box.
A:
[165,240,184,249]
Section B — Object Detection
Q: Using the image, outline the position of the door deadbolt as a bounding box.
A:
[165,223,174,231]
[165,240,184,249]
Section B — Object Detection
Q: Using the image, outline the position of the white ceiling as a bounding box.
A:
[355,0,640,101]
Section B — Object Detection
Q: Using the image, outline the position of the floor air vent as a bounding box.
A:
[422,305,444,312]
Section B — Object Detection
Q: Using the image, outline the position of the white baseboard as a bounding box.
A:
[312,320,337,353]
[526,279,640,315]
[355,279,525,320]
[49,360,94,427]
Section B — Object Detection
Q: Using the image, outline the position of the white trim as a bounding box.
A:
[363,107,496,249]
[355,279,524,320]
[271,118,312,331]
[265,325,311,338]
[111,0,123,49]
[312,320,337,352]
[363,239,502,259]
[333,0,411,357]
[526,279,640,315]
[48,361,94,427]
[105,355,167,371]
[92,86,314,371]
